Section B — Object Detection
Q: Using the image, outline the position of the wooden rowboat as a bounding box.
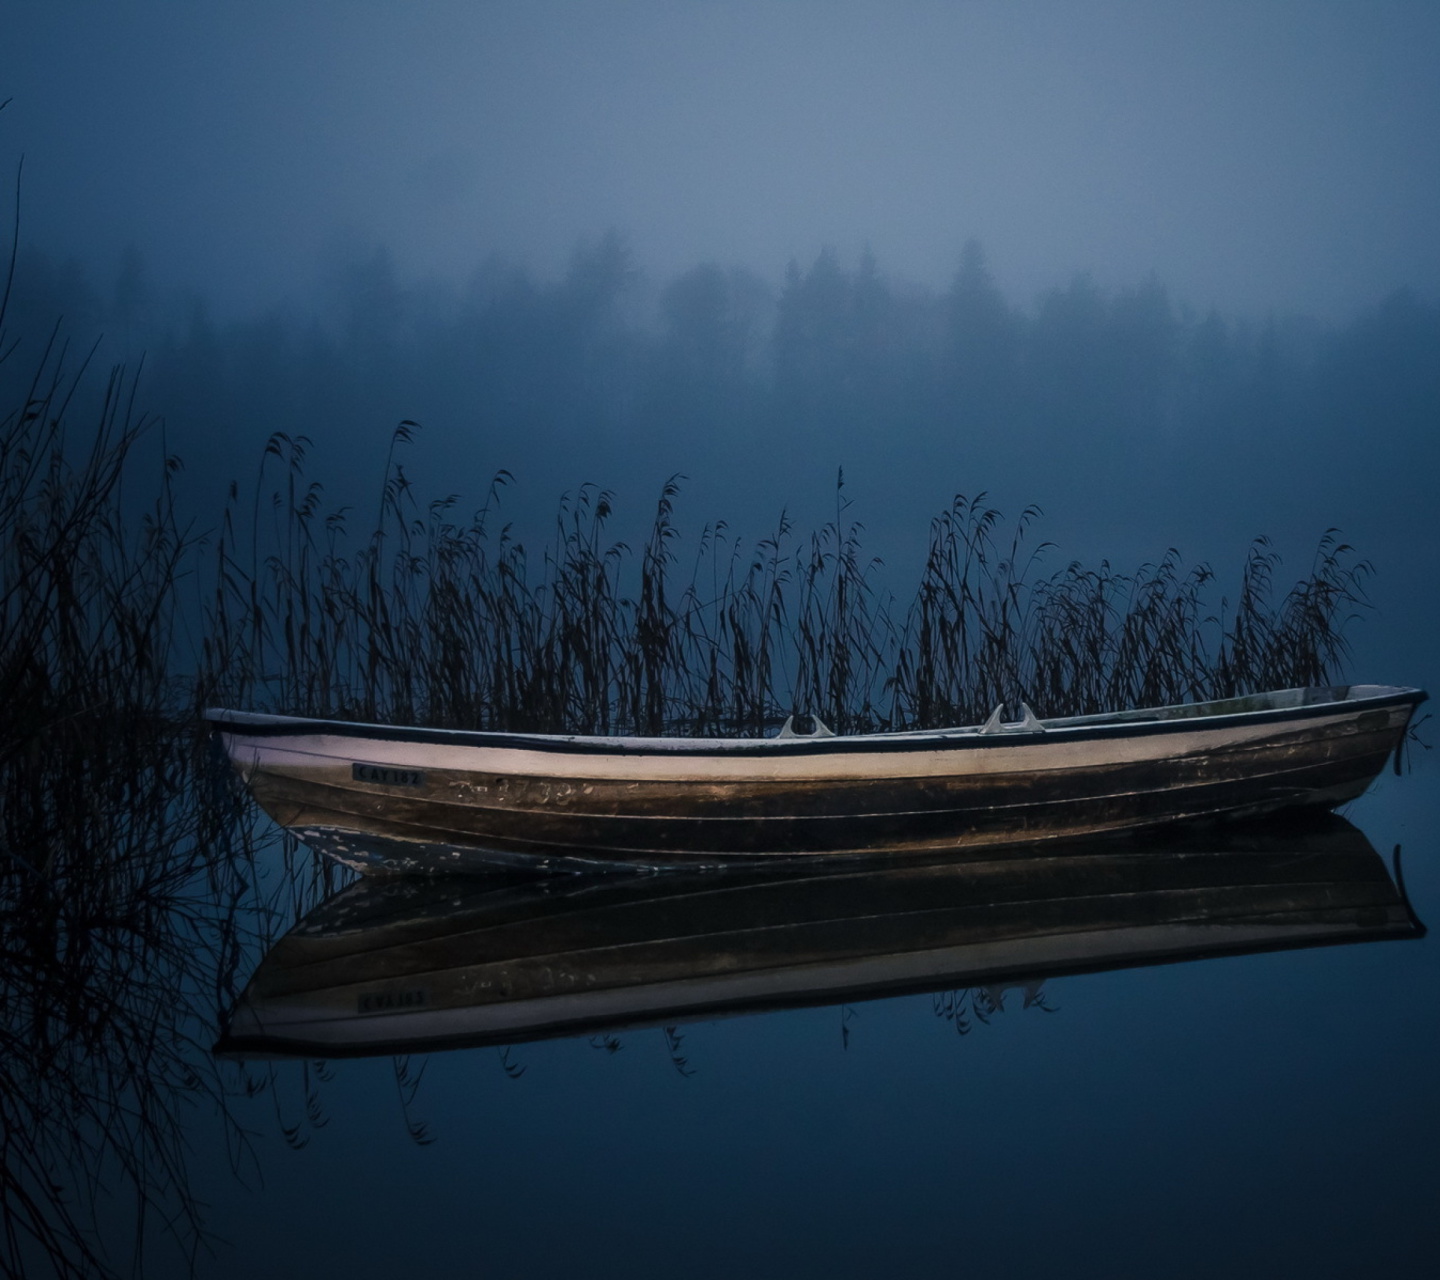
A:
[206,684,1424,873]
[214,815,1424,1059]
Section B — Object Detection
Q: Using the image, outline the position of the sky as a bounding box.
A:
[4,0,1440,321]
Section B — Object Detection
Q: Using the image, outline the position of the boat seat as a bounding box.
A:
[979,703,1047,734]
[778,714,836,739]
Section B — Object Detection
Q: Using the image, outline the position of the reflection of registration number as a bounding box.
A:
[358,988,428,1014]
[352,763,426,787]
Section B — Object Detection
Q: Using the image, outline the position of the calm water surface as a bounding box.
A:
[170,774,1438,1280]
[10,745,1435,1280]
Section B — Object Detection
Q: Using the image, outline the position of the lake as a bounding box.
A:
[44,770,1425,1279]
[4,673,1436,1280]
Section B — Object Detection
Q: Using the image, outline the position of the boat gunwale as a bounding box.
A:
[204,685,1427,759]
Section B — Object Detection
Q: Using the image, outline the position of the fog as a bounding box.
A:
[8,1,1440,319]
[4,1,1439,682]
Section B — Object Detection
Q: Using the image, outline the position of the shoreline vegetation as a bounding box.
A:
[2,334,1377,847]
[201,423,1370,737]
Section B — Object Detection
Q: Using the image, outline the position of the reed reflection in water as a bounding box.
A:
[0,730,341,1278]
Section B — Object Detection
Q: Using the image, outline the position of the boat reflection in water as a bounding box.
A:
[216,814,1424,1060]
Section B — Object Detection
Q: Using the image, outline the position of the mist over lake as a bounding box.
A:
[3,4,1439,1277]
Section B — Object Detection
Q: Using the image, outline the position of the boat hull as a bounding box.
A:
[207,685,1425,872]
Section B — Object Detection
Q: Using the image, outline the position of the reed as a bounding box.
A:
[0,315,333,1276]
[202,426,1372,737]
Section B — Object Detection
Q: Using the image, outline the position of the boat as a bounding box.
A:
[206,684,1425,873]
[213,814,1424,1059]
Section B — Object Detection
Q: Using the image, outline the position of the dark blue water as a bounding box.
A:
[156,769,1435,1280]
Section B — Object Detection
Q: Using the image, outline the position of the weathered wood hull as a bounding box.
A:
[214,815,1423,1059]
[207,685,1424,872]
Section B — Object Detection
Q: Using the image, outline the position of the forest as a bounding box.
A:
[6,233,1437,535]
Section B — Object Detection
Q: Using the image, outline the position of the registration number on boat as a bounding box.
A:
[352,762,427,787]
[358,988,428,1014]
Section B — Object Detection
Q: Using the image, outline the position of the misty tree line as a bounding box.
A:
[6,233,1438,496]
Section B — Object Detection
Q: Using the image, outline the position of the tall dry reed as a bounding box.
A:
[202,426,1372,737]
[0,268,334,1278]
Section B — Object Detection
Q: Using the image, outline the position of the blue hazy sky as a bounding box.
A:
[5,0,1440,319]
